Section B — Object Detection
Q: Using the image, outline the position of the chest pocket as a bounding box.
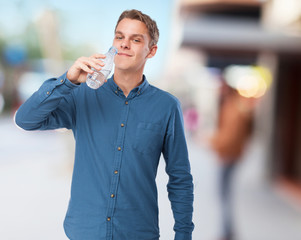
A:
[133,122,164,155]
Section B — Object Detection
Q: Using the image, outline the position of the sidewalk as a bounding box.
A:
[1,115,301,240]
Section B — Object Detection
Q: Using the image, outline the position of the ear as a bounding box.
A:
[146,45,158,59]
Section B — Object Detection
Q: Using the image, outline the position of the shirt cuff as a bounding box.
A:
[175,232,192,240]
[63,72,81,88]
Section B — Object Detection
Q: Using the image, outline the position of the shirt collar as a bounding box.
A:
[106,74,149,98]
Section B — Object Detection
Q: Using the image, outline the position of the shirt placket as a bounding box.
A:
[106,97,131,240]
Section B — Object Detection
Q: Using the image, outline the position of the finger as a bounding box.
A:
[89,58,105,68]
[81,58,104,71]
[77,56,105,68]
[78,62,94,74]
[91,53,106,59]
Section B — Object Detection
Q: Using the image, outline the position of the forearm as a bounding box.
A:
[15,72,79,130]
[167,156,194,240]
[164,135,194,238]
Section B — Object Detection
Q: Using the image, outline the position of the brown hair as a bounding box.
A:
[115,9,159,47]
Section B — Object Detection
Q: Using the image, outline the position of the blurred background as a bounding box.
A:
[0,0,301,239]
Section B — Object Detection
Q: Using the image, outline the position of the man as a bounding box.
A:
[15,9,194,240]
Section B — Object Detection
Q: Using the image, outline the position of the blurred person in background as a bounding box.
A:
[0,69,5,113]
[183,103,199,138]
[210,79,256,240]
[14,9,194,240]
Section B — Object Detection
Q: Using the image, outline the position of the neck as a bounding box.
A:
[113,70,144,97]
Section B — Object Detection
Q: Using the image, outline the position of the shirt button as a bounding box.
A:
[114,170,118,174]
[125,101,128,105]
[121,123,124,127]
[60,79,64,83]
[107,217,111,221]
[118,147,121,151]
[111,194,115,198]
[46,91,50,95]
[115,90,118,94]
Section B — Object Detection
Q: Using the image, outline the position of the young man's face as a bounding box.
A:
[113,18,157,73]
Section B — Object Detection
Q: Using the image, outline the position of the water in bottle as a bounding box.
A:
[86,46,118,89]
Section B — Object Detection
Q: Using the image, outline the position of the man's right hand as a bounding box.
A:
[66,54,106,84]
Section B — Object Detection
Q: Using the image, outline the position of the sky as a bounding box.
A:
[0,0,176,80]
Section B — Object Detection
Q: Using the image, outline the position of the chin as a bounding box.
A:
[115,62,132,71]
[115,60,129,68]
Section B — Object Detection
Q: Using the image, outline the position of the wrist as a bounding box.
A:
[70,79,81,85]
[66,71,81,85]
[66,75,80,85]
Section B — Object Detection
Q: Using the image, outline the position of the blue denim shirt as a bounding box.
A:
[15,73,194,240]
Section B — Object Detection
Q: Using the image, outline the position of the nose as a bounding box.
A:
[121,39,130,49]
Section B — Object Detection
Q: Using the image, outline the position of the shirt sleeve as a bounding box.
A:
[15,72,80,131]
[162,100,194,240]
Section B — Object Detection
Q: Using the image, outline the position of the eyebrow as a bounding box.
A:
[115,31,145,39]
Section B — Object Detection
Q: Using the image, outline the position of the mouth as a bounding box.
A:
[118,53,132,57]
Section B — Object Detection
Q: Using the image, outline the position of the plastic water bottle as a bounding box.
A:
[86,46,118,89]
